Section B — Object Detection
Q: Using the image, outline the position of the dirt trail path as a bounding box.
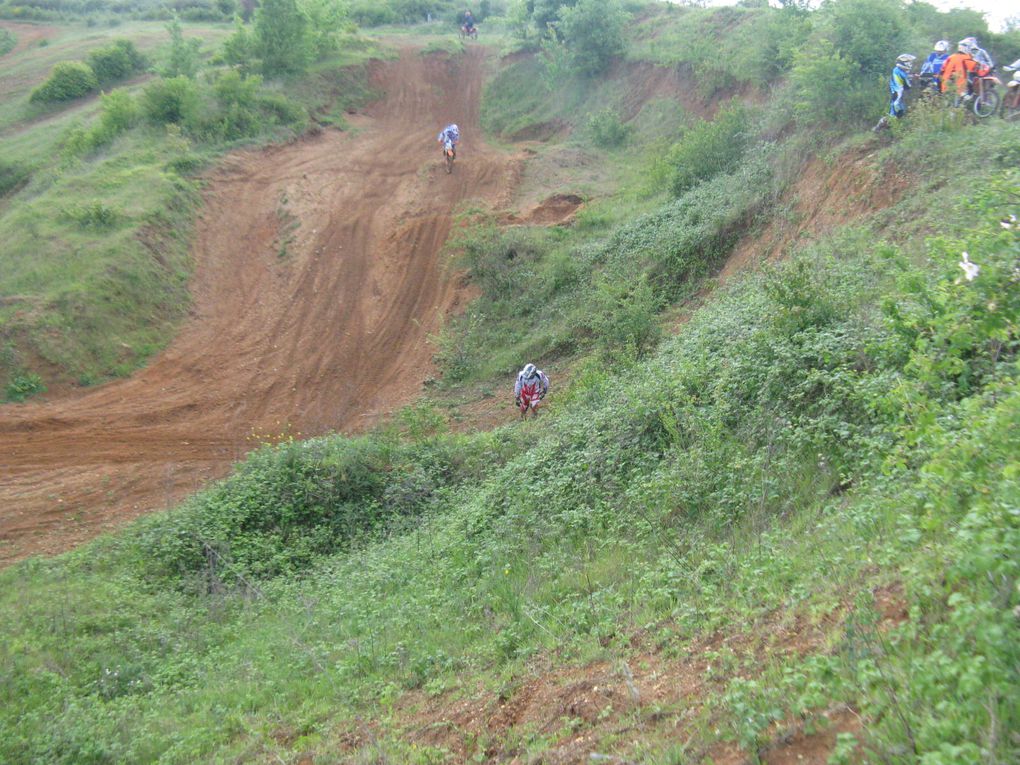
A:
[0,47,519,565]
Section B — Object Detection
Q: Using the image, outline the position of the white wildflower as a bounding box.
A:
[959,252,980,282]
[1000,214,1017,230]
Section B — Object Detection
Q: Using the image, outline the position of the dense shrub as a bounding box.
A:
[29,60,98,103]
[667,101,755,196]
[86,39,146,84]
[586,109,627,148]
[255,0,311,75]
[349,0,396,25]
[160,15,201,78]
[789,38,879,126]
[142,76,199,125]
[822,0,908,78]
[556,0,628,76]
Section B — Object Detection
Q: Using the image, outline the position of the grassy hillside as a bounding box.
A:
[0,20,380,397]
[1,1,1019,763]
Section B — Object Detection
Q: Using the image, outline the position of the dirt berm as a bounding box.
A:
[0,47,521,565]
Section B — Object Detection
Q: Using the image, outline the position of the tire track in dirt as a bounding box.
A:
[0,47,519,565]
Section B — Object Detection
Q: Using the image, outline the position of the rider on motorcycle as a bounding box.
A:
[919,40,950,88]
[438,123,460,158]
[462,9,475,33]
[514,363,549,414]
[940,41,977,97]
[889,53,916,117]
[962,37,994,73]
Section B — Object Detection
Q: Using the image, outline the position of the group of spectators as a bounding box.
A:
[887,37,1020,119]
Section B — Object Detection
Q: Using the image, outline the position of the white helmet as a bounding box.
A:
[957,40,971,53]
[522,363,537,378]
[1009,71,1020,88]
[961,36,977,46]
[933,40,949,53]
[896,54,916,69]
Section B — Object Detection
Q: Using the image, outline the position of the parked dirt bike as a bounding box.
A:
[442,141,456,174]
[1002,66,1020,121]
[517,382,544,420]
[460,24,478,40]
[971,72,1001,118]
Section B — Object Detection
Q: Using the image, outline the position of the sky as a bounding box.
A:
[672,0,1018,32]
[927,0,1017,32]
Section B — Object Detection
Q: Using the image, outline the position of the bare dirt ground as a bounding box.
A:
[0,47,523,564]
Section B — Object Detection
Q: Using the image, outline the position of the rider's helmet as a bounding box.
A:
[933,40,949,53]
[957,40,971,53]
[522,363,537,379]
[896,54,916,69]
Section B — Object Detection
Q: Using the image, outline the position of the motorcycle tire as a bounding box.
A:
[973,90,1000,118]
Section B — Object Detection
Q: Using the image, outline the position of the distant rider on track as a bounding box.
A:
[438,123,460,161]
[514,363,549,417]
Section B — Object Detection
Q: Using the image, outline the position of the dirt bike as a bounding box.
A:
[459,24,478,40]
[516,382,544,420]
[442,141,456,174]
[1002,65,1020,121]
[971,71,1001,118]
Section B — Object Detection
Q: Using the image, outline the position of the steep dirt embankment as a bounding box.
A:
[0,48,520,565]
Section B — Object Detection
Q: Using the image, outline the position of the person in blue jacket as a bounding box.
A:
[919,40,949,90]
[889,54,916,118]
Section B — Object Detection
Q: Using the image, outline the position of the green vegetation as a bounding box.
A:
[2,1,1019,762]
[29,59,99,102]
[0,26,15,54]
[0,20,381,395]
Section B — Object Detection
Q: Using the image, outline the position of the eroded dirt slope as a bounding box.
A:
[0,48,520,564]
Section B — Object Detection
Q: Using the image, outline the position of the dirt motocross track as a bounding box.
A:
[0,48,520,565]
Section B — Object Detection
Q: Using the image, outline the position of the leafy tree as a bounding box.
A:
[300,0,351,57]
[222,15,256,73]
[822,0,908,78]
[556,0,627,76]
[161,15,202,78]
[789,37,878,126]
[255,0,311,75]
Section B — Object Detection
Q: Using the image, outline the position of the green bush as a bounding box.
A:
[789,38,880,127]
[160,15,201,78]
[822,0,908,79]
[63,201,121,229]
[586,109,627,148]
[86,39,146,84]
[0,28,15,56]
[255,0,311,75]
[667,101,755,196]
[4,371,46,402]
[142,76,200,125]
[556,0,628,77]
[29,60,98,104]
[349,0,397,25]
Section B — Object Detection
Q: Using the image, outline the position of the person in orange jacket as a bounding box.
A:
[941,40,977,97]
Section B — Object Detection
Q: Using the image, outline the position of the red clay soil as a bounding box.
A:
[0,20,57,58]
[0,47,524,565]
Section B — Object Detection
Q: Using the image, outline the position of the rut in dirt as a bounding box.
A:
[0,47,521,565]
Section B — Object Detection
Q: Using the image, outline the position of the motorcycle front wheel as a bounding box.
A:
[973,90,1000,118]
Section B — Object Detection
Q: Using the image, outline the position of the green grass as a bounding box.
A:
[0,23,383,394]
[1,164,1016,760]
[1,8,1019,763]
